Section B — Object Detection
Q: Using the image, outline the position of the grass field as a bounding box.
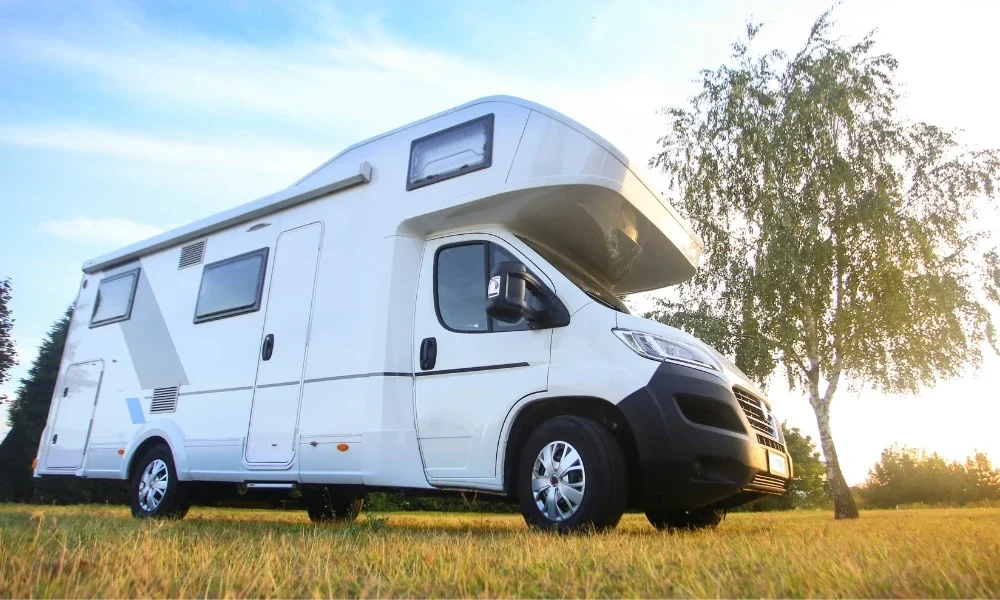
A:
[1,504,998,598]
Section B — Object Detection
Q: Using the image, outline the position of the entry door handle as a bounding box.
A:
[261,334,275,361]
[419,337,437,371]
[52,433,58,444]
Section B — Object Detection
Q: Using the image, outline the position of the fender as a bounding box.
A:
[119,419,192,481]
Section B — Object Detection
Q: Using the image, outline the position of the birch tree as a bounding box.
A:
[649,11,1000,519]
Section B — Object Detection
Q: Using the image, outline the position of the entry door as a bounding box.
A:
[245,222,323,464]
[413,235,551,480]
[46,360,104,468]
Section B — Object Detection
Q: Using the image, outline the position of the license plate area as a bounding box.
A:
[767,451,788,477]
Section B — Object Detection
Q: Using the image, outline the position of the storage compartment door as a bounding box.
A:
[45,360,104,468]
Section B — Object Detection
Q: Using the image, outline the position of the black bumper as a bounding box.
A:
[617,361,791,510]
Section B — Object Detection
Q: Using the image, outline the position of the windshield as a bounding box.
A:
[519,237,630,314]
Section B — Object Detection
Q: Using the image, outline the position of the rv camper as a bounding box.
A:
[33,96,790,531]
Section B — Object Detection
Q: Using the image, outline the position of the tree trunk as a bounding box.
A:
[812,401,860,519]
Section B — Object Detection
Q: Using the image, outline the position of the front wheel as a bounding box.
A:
[304,487,364,523]
[645,507,725,531]
[517,415,628,532]
[128,444,189,519]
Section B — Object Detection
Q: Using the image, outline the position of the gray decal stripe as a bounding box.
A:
[141,373,415,399]
[414,362,530,377]
[255,381,300,390]
[305,372,412,383]
[120,269,190,389]
[179,386,254,396]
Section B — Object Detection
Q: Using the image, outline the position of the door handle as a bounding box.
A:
[261,334,275,361]
[419,337,437,371]
[52,433,58,445]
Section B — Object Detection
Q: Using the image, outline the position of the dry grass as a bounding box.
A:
[1,504,998,598]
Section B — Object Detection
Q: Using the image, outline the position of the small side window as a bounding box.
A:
[90,268,140,327]
[194,248,269,323]
[407,114,494,190]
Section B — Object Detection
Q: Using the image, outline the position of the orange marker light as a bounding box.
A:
[31,458,38,470]
[117,449,125,455]
[336,443,349,452]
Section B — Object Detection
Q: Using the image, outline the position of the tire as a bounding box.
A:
[645,507,725,531]
[128,443,190,519]
[304,487,364,523]
[516,415,628,532]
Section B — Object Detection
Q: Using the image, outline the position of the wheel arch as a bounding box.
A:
[121,420,191,481]
[500,395,641,504]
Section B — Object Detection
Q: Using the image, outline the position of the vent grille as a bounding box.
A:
[150,386,179,413]
[746,472,788,494]
[178,240,206,269]
[757,434,786,454]
[734,387,778,439]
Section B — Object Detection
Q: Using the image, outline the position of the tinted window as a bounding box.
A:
[435,243,488,332]
[434,241,540,333]
[194,248,268,323]
[90,268,140,327]
[407,114,494,190]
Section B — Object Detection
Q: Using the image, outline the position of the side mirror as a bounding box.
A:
[486,261,551,325]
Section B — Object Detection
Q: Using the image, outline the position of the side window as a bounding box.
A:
[435,243,488,332]
[90,268,140,327]
[194,248,269,323]
[407,114,494,190]
[434,241,539,333]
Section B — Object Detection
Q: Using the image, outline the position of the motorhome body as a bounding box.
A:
[33,96,790,530]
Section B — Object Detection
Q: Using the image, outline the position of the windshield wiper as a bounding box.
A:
[585,290,626,313]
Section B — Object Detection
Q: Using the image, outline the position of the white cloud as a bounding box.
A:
[0,125,330,178]
[39,216,166,246]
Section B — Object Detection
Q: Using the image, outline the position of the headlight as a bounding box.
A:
[613,328,721,372]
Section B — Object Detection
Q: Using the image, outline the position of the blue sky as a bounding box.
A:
[2,0,999,483]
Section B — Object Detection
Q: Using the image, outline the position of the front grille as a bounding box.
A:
[746,472,788,494]
[733,387,778,438]
[757,434,786,453]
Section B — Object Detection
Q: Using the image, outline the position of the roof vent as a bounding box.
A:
[178,240,206,269]
[150,386,179,413]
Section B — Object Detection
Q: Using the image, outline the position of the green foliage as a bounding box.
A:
[860,446,1000,508]
[0,278,15,403]
[648,8,1000,519]
[0,308,125,504]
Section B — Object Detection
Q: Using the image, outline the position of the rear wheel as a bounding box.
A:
[128,444,189,519]
[304,487,363,523]
[645,507,725,531]
[517,415,627,532]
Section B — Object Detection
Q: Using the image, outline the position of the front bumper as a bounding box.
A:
[617,361,791,509]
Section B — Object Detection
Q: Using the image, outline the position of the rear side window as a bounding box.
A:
[194,248,269,323]
[407,114,494,190]
[90,268,140,327]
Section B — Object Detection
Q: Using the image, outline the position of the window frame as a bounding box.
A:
[432,240,536,334]
[192,247,270,324]
[406,113,495,191]
[89,267,141,328]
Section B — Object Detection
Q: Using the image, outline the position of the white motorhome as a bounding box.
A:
[33,96,790,531]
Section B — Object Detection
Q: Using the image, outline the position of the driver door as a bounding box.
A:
[413,234,552,480]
